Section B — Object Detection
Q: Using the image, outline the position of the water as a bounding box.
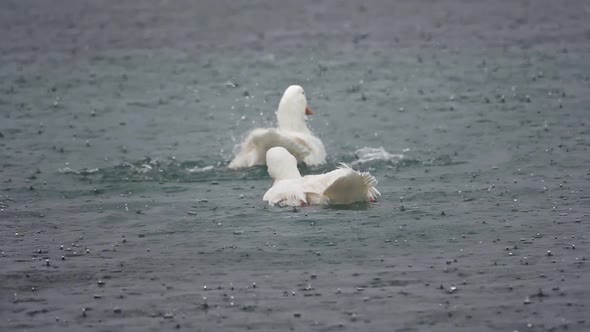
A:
[1,0,590,331]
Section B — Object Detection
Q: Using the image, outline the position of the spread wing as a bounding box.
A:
[321,164,381,204]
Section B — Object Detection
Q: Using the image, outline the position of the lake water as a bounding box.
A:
[1,1,589,331]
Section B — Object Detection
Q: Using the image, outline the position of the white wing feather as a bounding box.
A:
[318,163,381,204]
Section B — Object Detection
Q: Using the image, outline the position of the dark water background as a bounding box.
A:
[1,1,589,331]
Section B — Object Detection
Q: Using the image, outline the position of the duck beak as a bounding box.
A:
[305,106,314,116]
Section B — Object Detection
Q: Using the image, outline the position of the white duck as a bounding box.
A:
[228,85,326,169]
[263,147,380,206]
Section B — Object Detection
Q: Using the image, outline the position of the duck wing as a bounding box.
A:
[307,164,380,205]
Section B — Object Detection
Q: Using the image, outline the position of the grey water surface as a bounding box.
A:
[1,0,589,331]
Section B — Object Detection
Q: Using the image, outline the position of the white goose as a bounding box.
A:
[228,85,326,169]
[263,147,380,206]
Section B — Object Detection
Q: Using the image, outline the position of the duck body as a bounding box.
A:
[228,86,326,169]
[229,128,325,168]
[262,147,380,207]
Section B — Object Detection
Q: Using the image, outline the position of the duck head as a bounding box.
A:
[276,85,313,133]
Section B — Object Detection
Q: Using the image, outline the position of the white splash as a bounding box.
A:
[187,165,215,173]
[58,167,100,175]
[352,147,404,166]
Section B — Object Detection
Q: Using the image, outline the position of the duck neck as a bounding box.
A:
[283,167,302,180]
[277,107,310,133]
[272,165,302,182]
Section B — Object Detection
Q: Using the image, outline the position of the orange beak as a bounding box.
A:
[305,106,314,116]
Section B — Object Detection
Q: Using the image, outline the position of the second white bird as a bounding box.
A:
[263,147,380,207]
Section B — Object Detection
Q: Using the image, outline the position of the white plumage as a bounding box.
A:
[228,85,326,169]
[263,147,380,206]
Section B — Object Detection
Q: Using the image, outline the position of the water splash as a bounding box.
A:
[58,167,99,175]
[59,157,269,183]
[59,149,461,183]
[351,147,404,167]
